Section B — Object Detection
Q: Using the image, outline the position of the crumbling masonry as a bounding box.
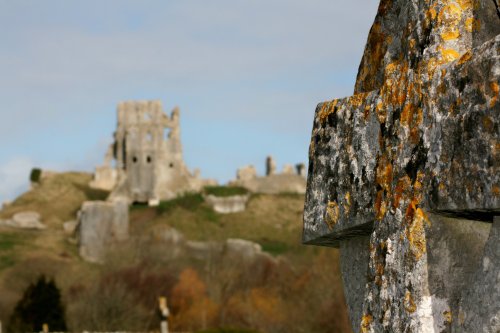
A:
[91,100,214,204]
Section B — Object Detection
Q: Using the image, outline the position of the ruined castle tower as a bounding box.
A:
[91,100,212,204]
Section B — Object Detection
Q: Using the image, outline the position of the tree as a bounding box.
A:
[8,275,67,333]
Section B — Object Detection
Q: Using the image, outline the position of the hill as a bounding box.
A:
[0,172,352,333]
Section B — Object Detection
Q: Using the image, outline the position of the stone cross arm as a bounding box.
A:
[303,35,499,247]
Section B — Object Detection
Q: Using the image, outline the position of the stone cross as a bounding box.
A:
[303,1,499,332]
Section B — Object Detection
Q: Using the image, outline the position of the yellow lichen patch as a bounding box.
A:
[375,190,387,221]
[409,38,416,49]
[441,48,460,63]
[324,201,340,230]
[406,208,431,260]
[458,51,472,65]
[360,314,373,333]
[465,17,481,32]
[376,156,393,192]
[490,82,499,107]
[443,310,453,323]
[457,0,478,10]
[400,104,413,127]
[426,57,440,80]
[404,291,417,313]
[492,185,500,197]
[437,4,463,27]
[318,99,339,125]
[376,101,386,124]
[349,92,369,109]
[344,192,351,215]
[441,28,460,41]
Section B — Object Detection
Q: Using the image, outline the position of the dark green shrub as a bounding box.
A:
[8,275,67,333]
[29,168,42,183]
[204,186,249,197]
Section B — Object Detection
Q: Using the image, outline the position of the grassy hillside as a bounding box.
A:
[0,172,352,333]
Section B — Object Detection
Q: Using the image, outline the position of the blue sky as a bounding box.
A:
[0,0,379,203]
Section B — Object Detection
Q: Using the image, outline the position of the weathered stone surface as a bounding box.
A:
[454,216,500,332]
[204,194,250,214]
[77,199,129,263]
[303,1,500,332]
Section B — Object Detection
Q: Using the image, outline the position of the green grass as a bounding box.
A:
[259,239,289,256]
[157,193,205,214]
[0,232,25,271]
[204,186,248,197]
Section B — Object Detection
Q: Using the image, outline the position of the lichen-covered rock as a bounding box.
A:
[303,0,500,332]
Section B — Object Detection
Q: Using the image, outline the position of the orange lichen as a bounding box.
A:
[393,175,411,209]
[441,29,460,41]
[465,17,481,32]
[349,92,369,108]
[318,100,338,125]
[376,101,386,124]
[324,201,340,230]
[356,22,388,93]
[458,51,472,65]
[490,82,499,107]
[406,207,431,260]
[344,192,351,215]
[437,4,463,26]
[376,155,393,192]
[375,190,387,221]
[440,48,460,63]
[360,314,373,333]
[492,185,500,197]
[443,310,453,323]
[404,291,417,313]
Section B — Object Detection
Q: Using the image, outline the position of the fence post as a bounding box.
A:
[158,296,170,333]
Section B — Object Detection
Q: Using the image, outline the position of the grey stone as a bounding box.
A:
[0,211,46,229]
[204,194,249,214]
[454,217,500,333]
[303,1,500,332]
[77,199,129,263]
[63,220,78,235]
[266,156,276,176]
[232,157,306,194]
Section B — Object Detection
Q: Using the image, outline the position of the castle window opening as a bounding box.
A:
[132,156,138,163]
[169,163,174,168]
[147,156,152,163]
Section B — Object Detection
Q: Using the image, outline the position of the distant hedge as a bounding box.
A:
[204,186,248,197]
[30,168,42,183]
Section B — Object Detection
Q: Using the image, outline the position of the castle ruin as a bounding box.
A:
[91,100,215,204]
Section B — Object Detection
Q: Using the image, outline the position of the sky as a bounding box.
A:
[0,0,380,203]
